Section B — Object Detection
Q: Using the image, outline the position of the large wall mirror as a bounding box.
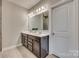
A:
[28,11,49,31]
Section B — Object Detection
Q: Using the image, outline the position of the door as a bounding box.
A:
[52,2,74,57]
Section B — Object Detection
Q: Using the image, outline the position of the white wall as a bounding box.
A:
[71,0,78,57]
[0,0,2,51]
[78,0,79,57]
[2,0,28,50]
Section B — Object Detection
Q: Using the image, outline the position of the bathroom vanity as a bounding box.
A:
[21,10,49,58]
[21,31,49,58]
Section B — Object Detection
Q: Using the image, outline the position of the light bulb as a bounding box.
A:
[39,8,41,11]
[41,6,46,10]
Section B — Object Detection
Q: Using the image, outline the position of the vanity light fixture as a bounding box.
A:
[36,6,46,13]
[28,5,48,18]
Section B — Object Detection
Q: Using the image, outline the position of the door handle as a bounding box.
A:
[52,33,55,35]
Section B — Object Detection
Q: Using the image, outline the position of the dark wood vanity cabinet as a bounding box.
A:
[21,33,49,58]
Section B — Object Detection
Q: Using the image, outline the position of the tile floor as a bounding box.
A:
[1,46,57,58]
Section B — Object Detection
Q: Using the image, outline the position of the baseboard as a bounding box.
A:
[2,44,22,52]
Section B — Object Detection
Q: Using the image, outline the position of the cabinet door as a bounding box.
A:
[33,38,40,57]
[41,36,49,58]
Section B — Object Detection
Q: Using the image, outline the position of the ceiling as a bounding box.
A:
[8,0,41,9]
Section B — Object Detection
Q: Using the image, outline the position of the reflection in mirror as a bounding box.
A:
[28,11,49,32]
[42,11,49,30]
[28,14,42,31]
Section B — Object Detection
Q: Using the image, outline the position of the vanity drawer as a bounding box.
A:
[28,44,32,51]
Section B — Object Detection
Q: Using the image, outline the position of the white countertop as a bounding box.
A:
[22,30,49,37]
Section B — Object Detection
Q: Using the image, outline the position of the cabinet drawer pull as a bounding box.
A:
[28,42,32,46]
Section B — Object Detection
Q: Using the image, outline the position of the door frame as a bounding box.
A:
[48,0,79,57]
